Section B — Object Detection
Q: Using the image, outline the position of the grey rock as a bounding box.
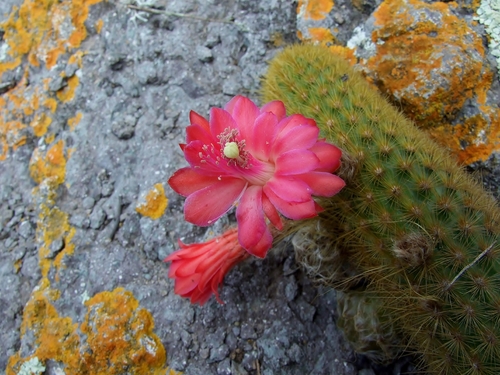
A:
[209,344,229,363]
[222,76,242,96]
[205,32,221,48]
[293,298,316,322]
[358,369,376,375]
[82,196,96,210]
[65,63,79,78]
[111,114,138,140]
[48,75,67,92]
[216,358,232,375]
[69,212,90,229]
[0,80,15,94]
[240,323,257,339]
[181,77,206,99]
[101,181,114,197]
[196,45,214,63]
[0,207,13,225]
[47,238,65,259]
[89,207,107,229]
[284,276,298,301]
[287,343,302,363]
[17,221,33,239]
[4,237,17,249]
[136,60,158,85]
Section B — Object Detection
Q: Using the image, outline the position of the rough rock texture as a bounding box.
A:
[1,0,497,374]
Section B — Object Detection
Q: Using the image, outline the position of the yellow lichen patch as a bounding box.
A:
[56,74,79,102]
[297,0,334,20]
[136,183,168,220]
[30,112,52,137]
[7,288,180,375]
[67,111,83,131]
[29,140,66,185]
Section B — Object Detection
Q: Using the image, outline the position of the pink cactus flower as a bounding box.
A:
[168,95,345,258]
[165,228,250,305]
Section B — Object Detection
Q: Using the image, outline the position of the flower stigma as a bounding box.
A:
[217,127,251,168]
[223,142,240,159]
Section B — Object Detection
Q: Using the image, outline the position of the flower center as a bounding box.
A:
[217,128,251,168]
[223,142,240,159]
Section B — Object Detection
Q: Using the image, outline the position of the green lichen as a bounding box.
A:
[475,0,500,76]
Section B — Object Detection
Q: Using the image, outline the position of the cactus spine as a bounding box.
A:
[262,45,500,375]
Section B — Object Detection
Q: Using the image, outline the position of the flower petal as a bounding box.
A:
[275,149,319,175]
[262,192,283,230]
[276,114,316,138]
[209,107,238,138]
[247,229,273,258]
[186,123,216,145]
[184,178,246,226]
[189,110,210,132]
[174,273,200,295]
[248,111,278,160]
[310,141,342,172]
[228,96,260,141]
[296,172,346,197]
[260,100,286,120]
[266,176,312,203]
[168,167,221,196]
[236,185,267,250]
[272,124,319,157]
[263,185,318,220]
[183,141,230,175]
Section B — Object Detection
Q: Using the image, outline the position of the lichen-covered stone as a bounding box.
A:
[7,287,179,375]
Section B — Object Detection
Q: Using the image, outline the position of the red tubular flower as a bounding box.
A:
[168,95,345,258]
[165,228,250,305]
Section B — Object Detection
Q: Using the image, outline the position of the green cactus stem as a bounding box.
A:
[262,44,500,375]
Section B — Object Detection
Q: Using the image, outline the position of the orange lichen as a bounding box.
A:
[428,109,500,165]
[136,183,168,220]
[0,0,103,75]
[328,45,357,65]
[43,97,58,113]
[95,19,104,34]
[30,112,52,137]
[362,0,497,163]
[7,288,180,375]
[67,111,83,131]
[36,204,73,276]
[308,27,335,45]
[56,75,79,102]
[297,0,334,20]
[0,0,102,159]
[29,140,66,185]
[367,0,488,128]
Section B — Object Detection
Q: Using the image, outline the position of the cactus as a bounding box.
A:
[261,44,500,375]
